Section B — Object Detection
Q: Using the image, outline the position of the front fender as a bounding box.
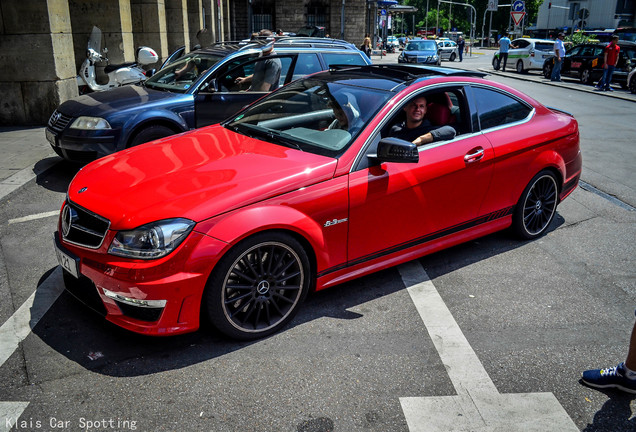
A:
[118,103,193,149]
[195,205,331,273]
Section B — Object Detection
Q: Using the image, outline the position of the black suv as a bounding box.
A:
[46,38,370,163]
[543,41,636,86]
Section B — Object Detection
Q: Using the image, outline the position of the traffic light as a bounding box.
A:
[548,2,551,8]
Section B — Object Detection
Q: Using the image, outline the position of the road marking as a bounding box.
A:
[0,267,64,430]
[397,261,579,431]
[8,211,59,225]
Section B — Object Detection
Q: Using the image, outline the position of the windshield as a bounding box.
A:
[145,52,223,92]
[406,40,438,51]
[224,78,393,158]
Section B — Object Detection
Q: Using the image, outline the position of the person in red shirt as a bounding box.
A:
[595,35,621,91]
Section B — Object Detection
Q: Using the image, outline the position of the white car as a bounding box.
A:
[436,39,459,61]
[492,38,555,73]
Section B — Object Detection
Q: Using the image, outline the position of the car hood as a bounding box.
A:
[58,85,185,118]
[67,124,337,230]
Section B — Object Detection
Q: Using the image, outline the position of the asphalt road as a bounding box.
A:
[0,51,635,432]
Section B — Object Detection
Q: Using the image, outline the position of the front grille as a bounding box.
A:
[62,201,110,249]
[47,110,74,133]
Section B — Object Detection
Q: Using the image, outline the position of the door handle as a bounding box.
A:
[464,147,485,164]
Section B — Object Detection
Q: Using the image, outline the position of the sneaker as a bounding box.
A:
[581,362,636,394]
[607,87,614,92]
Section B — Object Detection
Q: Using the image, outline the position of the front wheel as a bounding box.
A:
[449,52,456,62]
[630,76,636,94]
[129,125,175,148]
[205,232,311,340]
[513,171,559,240]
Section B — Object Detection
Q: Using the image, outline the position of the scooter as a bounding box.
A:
[77,26,158,93]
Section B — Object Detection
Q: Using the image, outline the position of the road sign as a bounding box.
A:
[511,11,526,26]
[487,0,498,12]
[512,0,525,12]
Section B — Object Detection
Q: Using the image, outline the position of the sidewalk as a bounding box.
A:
[0,127,60,201]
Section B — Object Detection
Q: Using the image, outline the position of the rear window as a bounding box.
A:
[534,43,554,51]
[322,52,368,68]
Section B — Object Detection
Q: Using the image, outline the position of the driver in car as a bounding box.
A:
[389,96,456,145]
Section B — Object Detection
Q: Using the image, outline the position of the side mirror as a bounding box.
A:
[371,137,419,163]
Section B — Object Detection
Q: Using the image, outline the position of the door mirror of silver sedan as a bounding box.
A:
[371,137,419,163]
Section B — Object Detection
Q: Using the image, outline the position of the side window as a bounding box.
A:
[593,47,604,56]
[515,40,529,49]
[568,46,581,56]
[321,52,368,68]
[292,53,322,81]
[214,55,293,92]
[472,87,532,130]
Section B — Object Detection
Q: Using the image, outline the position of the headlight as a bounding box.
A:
[108,218,195,259]
[70,116,112,130]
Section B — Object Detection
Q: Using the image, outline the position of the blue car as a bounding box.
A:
[46,39,370,163]
[398,39,441,65]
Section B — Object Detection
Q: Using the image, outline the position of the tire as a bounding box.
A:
[129,125,175,148]
[513,171,559,240]
[630,76,636,94]
[449,52,456,62]
[543,62,552,79]
[580,68,593,85]
[492,56,500,71]
[204,232,311,340]
[516,60,525,74]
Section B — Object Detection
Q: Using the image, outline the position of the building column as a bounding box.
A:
[131,0,169,62]
[165,0,191,52]
[187,0,204,47]
[0,0,77,125]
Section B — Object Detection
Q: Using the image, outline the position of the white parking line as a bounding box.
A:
[0,268,64,431]
[8,211,59,225]
[397,261,578,431]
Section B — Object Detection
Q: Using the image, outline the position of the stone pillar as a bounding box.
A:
[187,0,204,47]
[131,0,169,64]
[0,0,77,125]
[165,0,191,52]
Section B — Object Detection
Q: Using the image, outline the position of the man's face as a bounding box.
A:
[404,97,427,122]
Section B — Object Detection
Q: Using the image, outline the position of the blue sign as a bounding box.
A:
[380,9,387,15]
[512,0,525,12]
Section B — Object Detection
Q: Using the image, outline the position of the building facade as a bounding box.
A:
[0,0,368,126]
[535,0,635,33]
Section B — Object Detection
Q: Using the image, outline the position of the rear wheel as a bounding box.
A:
[513,171,559,240]
[129,125,175,148]
[205,232,311,340]
[580,68,593,85]
[516,60,525,74]
[543,62,552,79]
[492,56,500,71]
[449,52,456,62]
[630,75,636,94]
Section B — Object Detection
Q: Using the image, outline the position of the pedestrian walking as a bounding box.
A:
[595,35,621,91]
[360,36,372,60]
[457,36,465,62]
[551,32,565,82]
[581,311,636,394]
[497,33,514,71]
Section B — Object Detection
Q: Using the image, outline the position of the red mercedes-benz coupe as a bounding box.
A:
[55,65,581,340]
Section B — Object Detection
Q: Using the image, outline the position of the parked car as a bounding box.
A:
[398,39,441,65]
[46,39,370,163]
[436,39,459,61]
[492,38,555,73]
[387,36,400,50]
[628,67,636,93]
[54,64,581,340]
[543,41,636,86]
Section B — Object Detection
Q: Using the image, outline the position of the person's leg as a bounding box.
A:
[502,53,508,71]
[551,59,561,81]
[581,318,636,394]
[605,65,615,90]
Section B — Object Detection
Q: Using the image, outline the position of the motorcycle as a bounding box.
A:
[77,26,158,93]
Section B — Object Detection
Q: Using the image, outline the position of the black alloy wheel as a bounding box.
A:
[580,68,593,85]
[543,62,552,79]
[513,171,559,240]
[205,232,310,340]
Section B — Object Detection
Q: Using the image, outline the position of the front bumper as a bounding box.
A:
[46,127,119,163]
[55,229,229,336]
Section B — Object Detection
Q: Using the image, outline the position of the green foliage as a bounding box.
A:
[566,30,594,45]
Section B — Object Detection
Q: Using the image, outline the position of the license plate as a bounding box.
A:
[46,129,57,146]
[55,241,79,278]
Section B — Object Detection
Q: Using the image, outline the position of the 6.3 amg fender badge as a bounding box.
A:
[324,218,348,228]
